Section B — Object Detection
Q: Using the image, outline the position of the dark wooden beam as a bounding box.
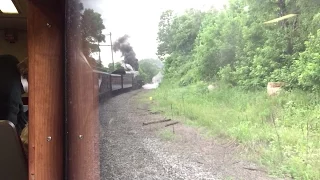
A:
[27,0,64,179]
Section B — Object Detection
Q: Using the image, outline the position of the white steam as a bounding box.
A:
[142,72,163,90]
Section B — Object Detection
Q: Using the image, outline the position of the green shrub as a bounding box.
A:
[149,85,320,179]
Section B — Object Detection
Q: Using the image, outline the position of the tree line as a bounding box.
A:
[80,4,116,72]
[157,0,320,91]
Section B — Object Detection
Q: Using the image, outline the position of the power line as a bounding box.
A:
[98,32,115,69]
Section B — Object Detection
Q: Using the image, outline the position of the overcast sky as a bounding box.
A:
[81,0,228,67]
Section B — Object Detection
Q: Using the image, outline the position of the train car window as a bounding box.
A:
[67,0,320,179]
[65,1,101,179]
[66,0,140,179]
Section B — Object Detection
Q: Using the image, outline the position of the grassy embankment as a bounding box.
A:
[145,80,320,180]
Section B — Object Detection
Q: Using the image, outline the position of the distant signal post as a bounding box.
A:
[98,32,115,70]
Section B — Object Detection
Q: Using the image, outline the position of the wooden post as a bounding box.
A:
[121,75,124,89]
[27,0,64,179]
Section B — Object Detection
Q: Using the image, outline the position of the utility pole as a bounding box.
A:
[98,42,101,63]
[109,32,115,70]
[98,32,115,70]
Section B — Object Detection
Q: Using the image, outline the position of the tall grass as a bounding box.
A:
[148,80,320,179]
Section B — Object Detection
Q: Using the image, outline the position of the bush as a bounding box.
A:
[294,30,320,91]
[149,85,320,179]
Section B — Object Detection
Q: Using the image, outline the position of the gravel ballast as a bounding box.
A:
[99,90,284,180]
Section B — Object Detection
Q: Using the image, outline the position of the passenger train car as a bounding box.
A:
[96,70,136,99]
[0,0,123,179]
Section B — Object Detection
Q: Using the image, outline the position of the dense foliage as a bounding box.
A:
[155,0,320,179]
[157,0,320,90]
[106,62,122,72]
[150,81,320,179]
[80,6,107,70]
[138,59,163,83]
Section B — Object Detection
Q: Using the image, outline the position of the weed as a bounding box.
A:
[224,176,235,180]
[158,128,175,141]
[147,81,320,179]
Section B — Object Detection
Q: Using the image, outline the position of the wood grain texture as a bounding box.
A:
[27,1,64,179]
[65,0,100,179]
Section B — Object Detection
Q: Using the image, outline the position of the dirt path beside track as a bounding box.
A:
[99,90,284,180]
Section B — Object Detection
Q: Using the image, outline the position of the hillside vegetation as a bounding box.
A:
[153,0,320,179]
[139,59,163,83]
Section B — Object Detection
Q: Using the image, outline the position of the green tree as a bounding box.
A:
[139,59,162,83]
[294,29,320,91]
[193,6,245,80]
[115,62,122,70]
[157,10,174,60]
[157,9,204,83]
[155,1,320,178]
[80,8,106,69]
[107,63,114,72]
[107,62,123,72]
[157,0,320,90]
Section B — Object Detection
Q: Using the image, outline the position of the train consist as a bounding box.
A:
[95,69,143,99]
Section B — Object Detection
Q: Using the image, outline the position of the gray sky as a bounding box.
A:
[82,0,228,67]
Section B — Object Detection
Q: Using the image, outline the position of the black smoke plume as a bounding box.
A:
[113,35,139,71]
